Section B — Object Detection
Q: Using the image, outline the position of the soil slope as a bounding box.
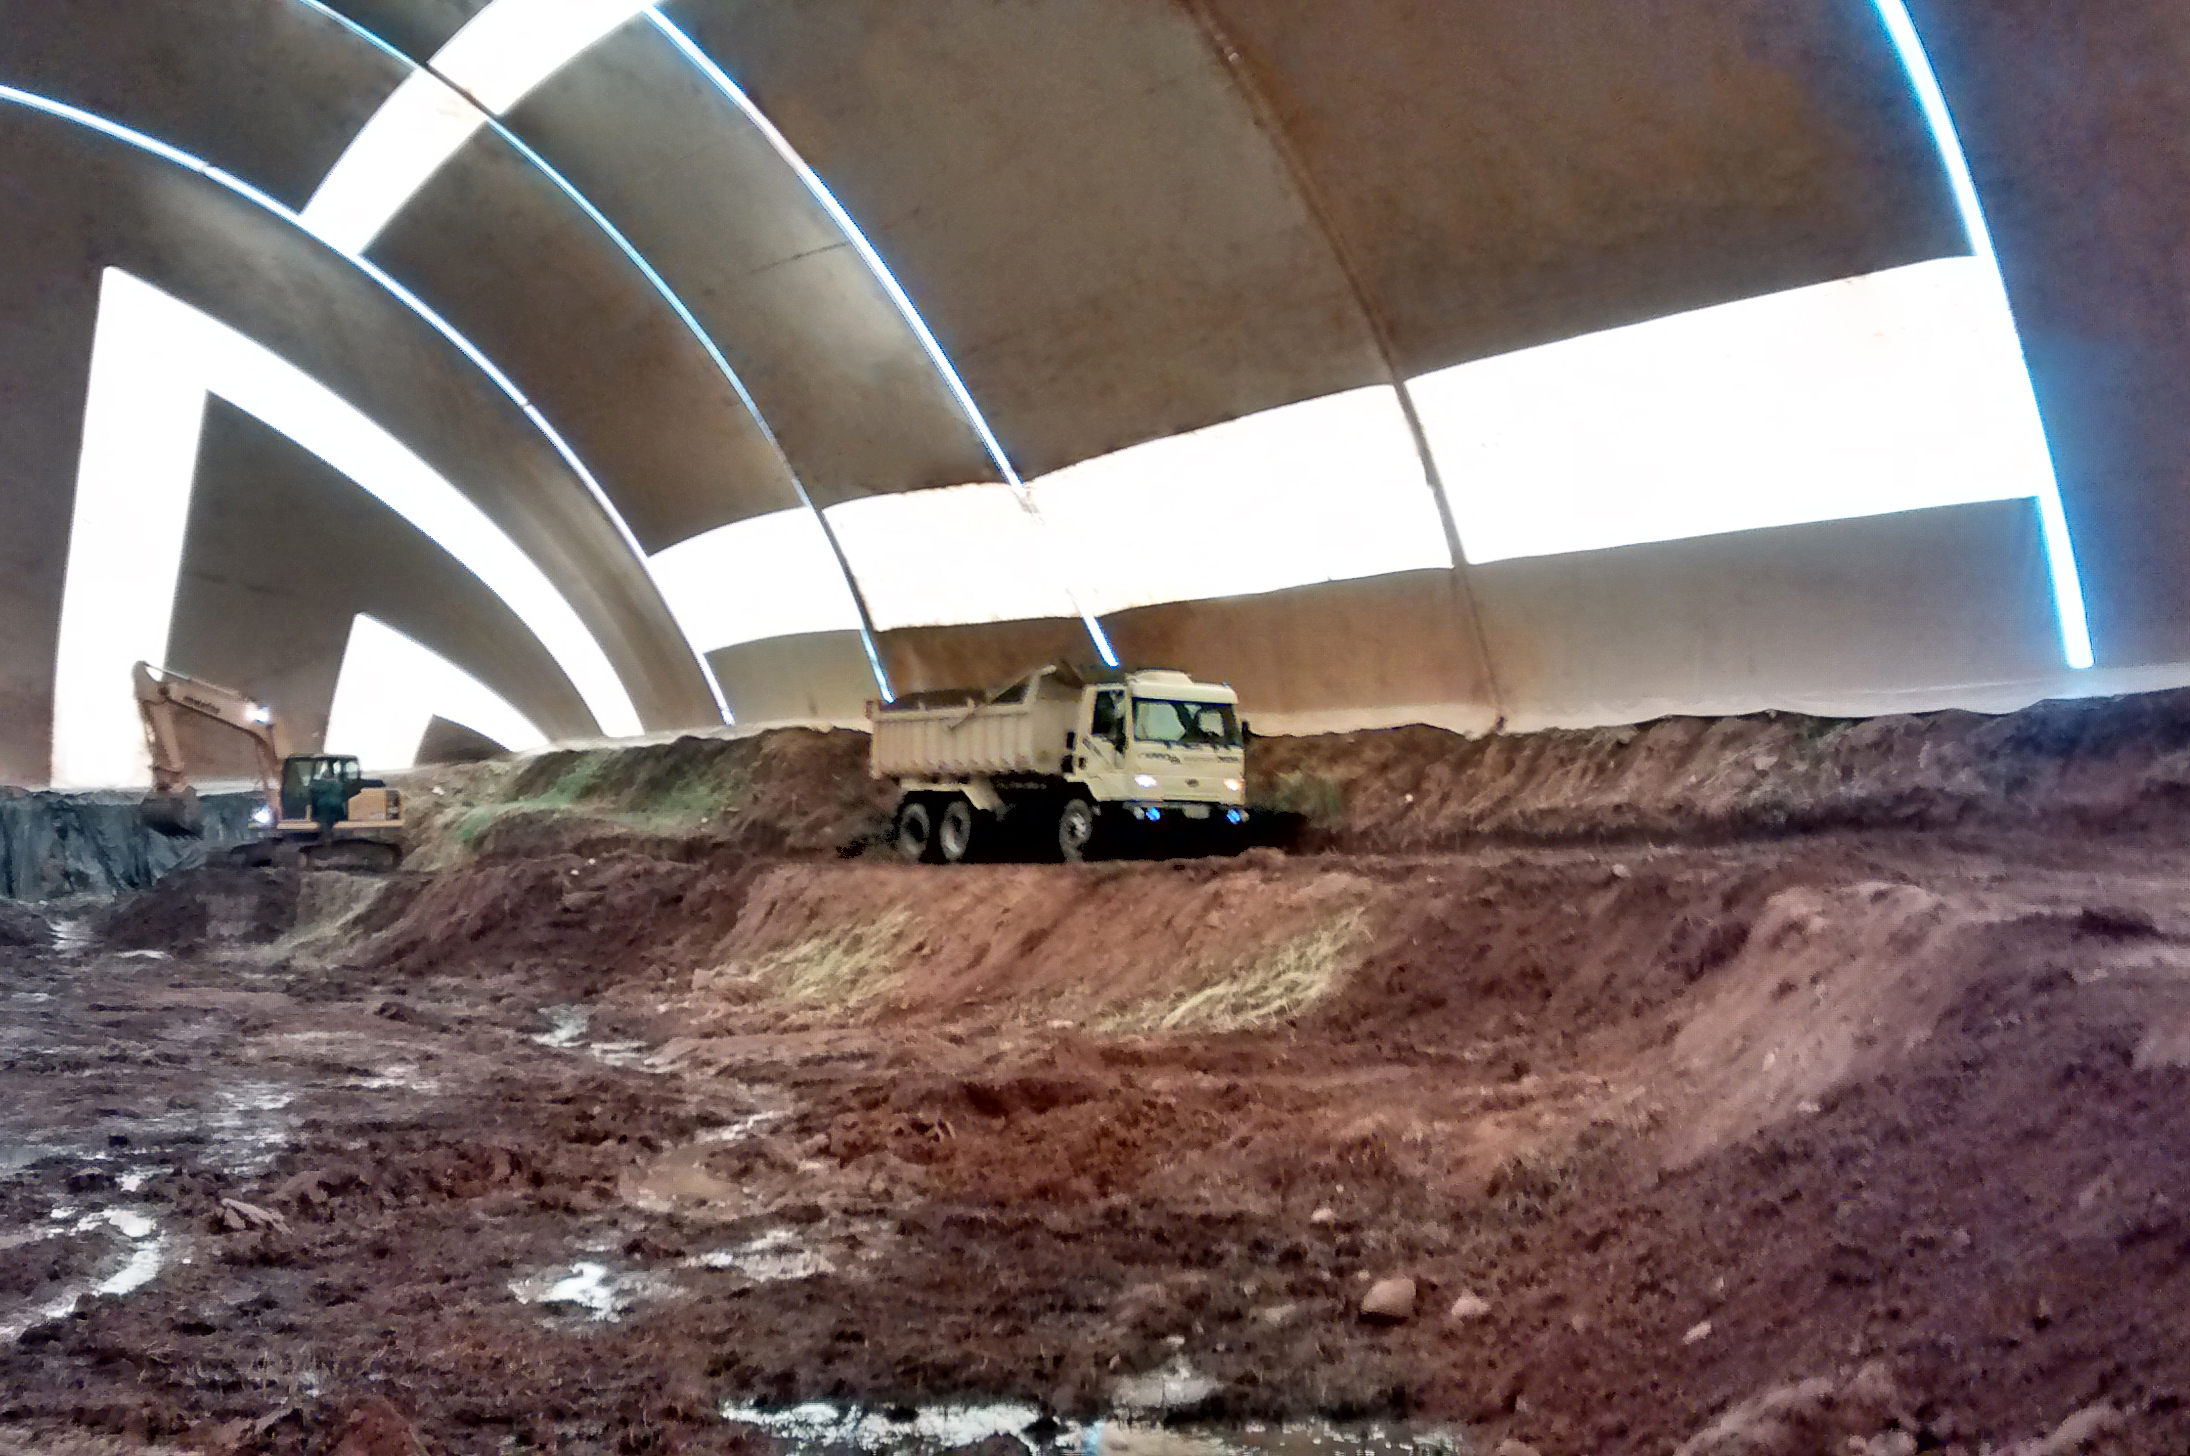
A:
[11,689,2190,1454]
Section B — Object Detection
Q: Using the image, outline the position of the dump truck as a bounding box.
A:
[870,664,1248,862]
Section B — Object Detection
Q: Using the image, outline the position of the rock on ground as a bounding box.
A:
[1360,1276,1417,1323]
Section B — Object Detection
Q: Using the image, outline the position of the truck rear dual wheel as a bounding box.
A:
[938,799,979,864]
[896,798,939,863]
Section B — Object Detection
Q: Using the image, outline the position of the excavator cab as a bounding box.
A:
[280,755,362,826]
[276,755,400,832]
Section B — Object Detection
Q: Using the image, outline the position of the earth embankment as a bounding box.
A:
[9,691,2190,1453]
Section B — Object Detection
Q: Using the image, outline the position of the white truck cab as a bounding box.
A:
[870,665,1247,862]
[1074,670,1244,809]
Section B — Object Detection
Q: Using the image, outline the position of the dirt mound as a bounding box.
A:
[354,846,761,994]
[1250,688,2190,849]
[690,855,1382,1030]
[99,866,302,951]
[0,900,49,948]
[386,682,2190,873]
[1648,882,2149,1165]
[1400,902,2190,1453]
[463,809,717,864]
[401,727,888,868]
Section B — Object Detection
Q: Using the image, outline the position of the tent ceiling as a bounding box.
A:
[0,101,720,780]
[170,397,596,771]
[1,0,2186,784]
[1200,0,1971,375]
[0,0,402,208]
[371,122,807,551]
[504,22,998,511]
[671,0,1392,478]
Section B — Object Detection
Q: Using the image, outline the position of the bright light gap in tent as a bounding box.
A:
[649,513,867,653]
[289,0,888,702]
[325,615,547,769]
[432,0,658,113]
[297,71,480,254]
[646,9,1122,671]
[1410,257,2063,569]
[816,386,1450,632]
[1869,0,2092,670]
[0,82,648,740]
[296,0,655,253]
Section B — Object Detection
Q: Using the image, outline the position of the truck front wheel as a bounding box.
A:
[1056,797,1098,863]
[938,798,979,864]
[896,798,939,863]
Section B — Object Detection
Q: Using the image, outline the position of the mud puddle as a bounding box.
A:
[47,916,92,957]
[686,1226,835,1282]
[533,1002,659,1071]
[2,1196,176,1341]
[719,1400,1469,1456]
[508,1259,676,1323]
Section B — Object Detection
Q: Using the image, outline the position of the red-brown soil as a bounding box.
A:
[11,697,2190,1455]
[1248,689,2190,848]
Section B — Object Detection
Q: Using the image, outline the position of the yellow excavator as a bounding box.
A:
[133,661,405,871]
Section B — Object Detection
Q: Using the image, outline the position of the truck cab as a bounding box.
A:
[1076,671,1245,824]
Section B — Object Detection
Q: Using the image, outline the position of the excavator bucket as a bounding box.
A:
[140,787,205,838]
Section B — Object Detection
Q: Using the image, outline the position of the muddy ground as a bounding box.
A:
[9,708,2190,1455]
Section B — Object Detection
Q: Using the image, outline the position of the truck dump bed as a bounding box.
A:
[870,668,1081,778]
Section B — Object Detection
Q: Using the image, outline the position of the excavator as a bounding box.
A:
[132,661,405,871]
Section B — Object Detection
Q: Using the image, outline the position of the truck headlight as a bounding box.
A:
[1224,778,1243,793]
[251,804,274,827]
[1134,774,1159,789]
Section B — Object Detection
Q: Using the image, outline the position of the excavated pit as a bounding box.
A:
[6,706,2190,1454]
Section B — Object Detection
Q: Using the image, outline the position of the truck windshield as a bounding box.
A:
[1132,699,1240,747]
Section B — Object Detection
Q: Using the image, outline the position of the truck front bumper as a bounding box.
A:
[1118,802,1249,825]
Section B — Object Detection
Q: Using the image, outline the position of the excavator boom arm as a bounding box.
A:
[132,662,287,807]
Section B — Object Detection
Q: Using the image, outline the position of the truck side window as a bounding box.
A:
[1090,689,1124,748]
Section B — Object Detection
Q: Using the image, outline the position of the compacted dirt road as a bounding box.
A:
[9,707,2190,1455]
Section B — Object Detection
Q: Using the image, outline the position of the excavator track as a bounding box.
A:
[294,839,404,874]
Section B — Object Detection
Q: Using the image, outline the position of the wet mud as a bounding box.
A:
[9,701,2190,1454]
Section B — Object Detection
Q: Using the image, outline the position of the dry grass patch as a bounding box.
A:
[701,910,913,1013]
[1105,909,1368,1034]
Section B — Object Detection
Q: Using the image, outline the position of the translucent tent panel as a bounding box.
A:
[774,261,2057,655]
[1411,257,2055,564]
[648,509,864,654]
[818,386,1447,634]
[1032,386,1450,616]
[824,486,1067,633]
